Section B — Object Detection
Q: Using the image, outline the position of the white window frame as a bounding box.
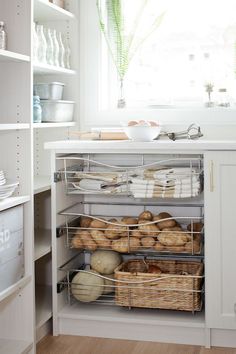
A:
[79,0,236,130]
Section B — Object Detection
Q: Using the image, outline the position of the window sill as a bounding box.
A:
[84,106,236,129]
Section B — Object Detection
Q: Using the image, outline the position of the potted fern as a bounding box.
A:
[97,0,165,108]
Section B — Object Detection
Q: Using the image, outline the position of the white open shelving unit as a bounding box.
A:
[0,0,79,351]
[33,63,76,75]
[35,284,52,329]
[34,176,51,195]
[33,0,79,343]
[0,124,30,131]
[0,339,33,354]
[0,0,35,352]
[33,122,76,129]
[34,0,75,21]
[0,275,32,303]
[0,49,30,63]
[34,229,51,261]
[0,196,30,212]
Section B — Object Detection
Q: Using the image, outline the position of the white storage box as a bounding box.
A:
[41,100,74,122]
[33,82,65,100]
[0,205,24,293]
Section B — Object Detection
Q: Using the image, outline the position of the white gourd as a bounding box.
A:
[71,270,104,303]
[91,250,122,274]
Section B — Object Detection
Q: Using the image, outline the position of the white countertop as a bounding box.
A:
[44,139,236,153]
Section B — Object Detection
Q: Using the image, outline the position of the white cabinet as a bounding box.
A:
[205,151,236,330]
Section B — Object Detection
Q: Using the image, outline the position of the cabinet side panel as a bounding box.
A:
[205,151,236,330]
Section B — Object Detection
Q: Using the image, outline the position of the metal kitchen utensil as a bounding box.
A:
[160,123,203,141]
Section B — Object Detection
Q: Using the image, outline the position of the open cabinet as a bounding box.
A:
[44,146,207,346]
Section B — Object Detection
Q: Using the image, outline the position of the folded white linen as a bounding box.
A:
[72,179,128,194]
[75,172,128,183]
[75,179,105,191]
[131,177,199,187]
[141,167,200,181]
[129,184,200,193]
[132,191,200,198]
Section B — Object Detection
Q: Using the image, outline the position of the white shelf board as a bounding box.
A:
[0,275,31,303]
[0,50,30,63]
[34,0,75,21]
[0,196,30,212]
[33,122,76,129]
[33,63,76,75]
[34,229,51,261]
[34,175,51,194]
[59,303,205,328]
[0,124,30,131]
[0,339,33,354]
[36,285,52,329]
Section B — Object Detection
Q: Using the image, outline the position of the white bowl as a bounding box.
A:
[123,125,161,142]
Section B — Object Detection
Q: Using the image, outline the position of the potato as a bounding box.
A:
[108,218,118,223]
[138,210,153,221]
[121,217,138,225]
[141,236,155,248]
[129,237,140,251]
[112,238,128,253]
[187,222,204,232]
[74,230,97,251]
[162,226,183,232]
[80,216,92,228]
[154,242,165,251]
[158,212,173,219]
[71,233,83,249]
[138,221,160,236]
[158,232,189,246]
[90,230,111,248]
[166,245,185,253]
[185,240,201,253]
[153,213,176,229]
[193,233,201,243]
[112,237,140,253]
[105,222,128,239]
[148,265,162,274]
[90,219,107,229]
[130,229,143,239]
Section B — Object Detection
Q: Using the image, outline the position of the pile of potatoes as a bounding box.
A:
[71,211,203,254]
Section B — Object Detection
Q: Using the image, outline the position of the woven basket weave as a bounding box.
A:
[114,259,204,312]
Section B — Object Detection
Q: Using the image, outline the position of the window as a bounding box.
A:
[80,0,236,127]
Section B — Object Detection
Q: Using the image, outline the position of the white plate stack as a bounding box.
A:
[0,170,19,200]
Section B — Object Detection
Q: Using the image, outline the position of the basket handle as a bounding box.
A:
[71,269,204,284]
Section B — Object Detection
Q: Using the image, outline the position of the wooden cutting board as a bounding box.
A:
[70,131,128,140]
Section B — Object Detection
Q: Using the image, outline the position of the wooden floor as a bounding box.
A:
[37,336,236,354]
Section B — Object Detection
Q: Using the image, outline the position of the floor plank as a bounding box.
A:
[37,335,236,354]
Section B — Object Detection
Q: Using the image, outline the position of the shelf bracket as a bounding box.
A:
[56,217,80,238]
[57,272,76,294]
[54,172,62,183]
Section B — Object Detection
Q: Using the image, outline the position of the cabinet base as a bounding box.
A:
[55,304,236,348]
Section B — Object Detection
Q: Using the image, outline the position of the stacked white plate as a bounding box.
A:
[0,170,19,200]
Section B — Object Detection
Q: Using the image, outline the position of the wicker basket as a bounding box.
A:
[114,259,204,312]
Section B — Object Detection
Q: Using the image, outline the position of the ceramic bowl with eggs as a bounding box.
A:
[122,120,161,142]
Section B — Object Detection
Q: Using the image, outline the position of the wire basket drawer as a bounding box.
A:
[59,154,203,199]
[114,259,204,312]
[65,212,204,256]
